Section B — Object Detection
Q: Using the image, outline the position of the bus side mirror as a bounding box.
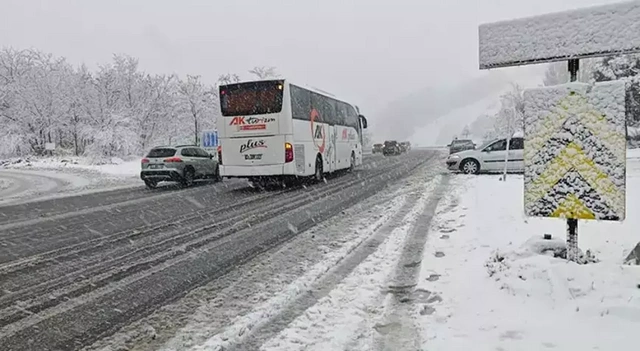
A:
[359,115,368,129]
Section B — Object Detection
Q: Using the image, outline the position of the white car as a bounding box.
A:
[445,137,524,174]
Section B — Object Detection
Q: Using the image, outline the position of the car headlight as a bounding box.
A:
[448,154,460,160]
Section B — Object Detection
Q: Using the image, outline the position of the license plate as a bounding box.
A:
[149,164,163,169]
[244,154,262,160]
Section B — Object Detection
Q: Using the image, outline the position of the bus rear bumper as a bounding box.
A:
[221,164,293,178]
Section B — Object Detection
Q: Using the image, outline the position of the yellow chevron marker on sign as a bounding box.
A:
[525,142,624,217]
[525,92,626,163]
[523,82,626,222]
[551,194,596,220]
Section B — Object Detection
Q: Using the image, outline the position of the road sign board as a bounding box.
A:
[479,1,640,69]
[44,143,55,151]
[523,81,626,221]
[201,130,218,149]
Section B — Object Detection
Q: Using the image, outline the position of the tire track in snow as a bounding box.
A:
[0,155,377,227]
[0,162,393,328]
[84,159,432,351]
[369,174,451,351]
[207,168,449,351]
[0,152,438,351]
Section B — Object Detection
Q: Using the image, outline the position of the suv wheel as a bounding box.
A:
[460,159,480,174]
[144,179,158,189]
[182,168,195,187]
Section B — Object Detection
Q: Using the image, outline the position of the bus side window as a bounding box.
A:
[323,98,336,126]
[291,85,311,121]
[311,92,325,123]
[347,106,358,129]
[335,102,347,126]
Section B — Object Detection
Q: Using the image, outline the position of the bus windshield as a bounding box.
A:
[220,80,284,116]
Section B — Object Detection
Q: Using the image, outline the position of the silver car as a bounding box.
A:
[140,145,221,189]
[445,137,524,174]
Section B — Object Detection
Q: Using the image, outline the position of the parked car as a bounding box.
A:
[140,145,221,189]
[372,143,384,154]
[447,139,476,154]
[382,140,402,156]
[400,141,411,152]
[445,137,524,174]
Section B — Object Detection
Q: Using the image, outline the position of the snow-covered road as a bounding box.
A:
[0,150,443,351]
[79,152,451,351]
[3,148,637,351]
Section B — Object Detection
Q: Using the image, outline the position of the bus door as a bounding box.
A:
[326,125,338,172]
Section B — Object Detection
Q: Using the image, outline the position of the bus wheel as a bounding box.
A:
[314,156,324,183]
[349,152,356,172]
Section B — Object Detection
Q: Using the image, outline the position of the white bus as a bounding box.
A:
[217,79,369,186]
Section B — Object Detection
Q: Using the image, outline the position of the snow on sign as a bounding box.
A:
[478,1,640,69]
[523,82,626,221]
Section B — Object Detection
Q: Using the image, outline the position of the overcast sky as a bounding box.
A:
[0,0,624,114]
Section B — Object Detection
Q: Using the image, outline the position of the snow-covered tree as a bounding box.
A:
[592,54,640,132]
[460,125,471,138]
[0,46,292,158]
[543,59,595,86]
[248,66,279,80]
[217,73,241,86]
[176,75,217,145]
[492,83,525,138]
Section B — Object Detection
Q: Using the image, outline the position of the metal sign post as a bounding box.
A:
[566,59,579,262]
[479,1,634,263]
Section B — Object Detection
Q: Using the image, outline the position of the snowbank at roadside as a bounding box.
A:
[0,178,13,192]
[0,156,142,205]
[417,150,640,350]
[0,156,141,178]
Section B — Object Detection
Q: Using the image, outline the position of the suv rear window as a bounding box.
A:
[180,148,196,157]
[452,140,473,145]
[146,148,176,158]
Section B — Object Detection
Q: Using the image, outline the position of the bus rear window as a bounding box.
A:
[220,80,284,116]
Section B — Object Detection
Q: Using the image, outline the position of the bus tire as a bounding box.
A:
[214,166,223,182]
[349,152,356,172]
[314,155,323,183]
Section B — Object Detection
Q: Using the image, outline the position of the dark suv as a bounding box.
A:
[382,140,402,156]
[447,139,476,154]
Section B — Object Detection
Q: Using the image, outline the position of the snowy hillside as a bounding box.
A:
[370,71,515,143]
[408,95,501,146]
[408,67,544,146]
